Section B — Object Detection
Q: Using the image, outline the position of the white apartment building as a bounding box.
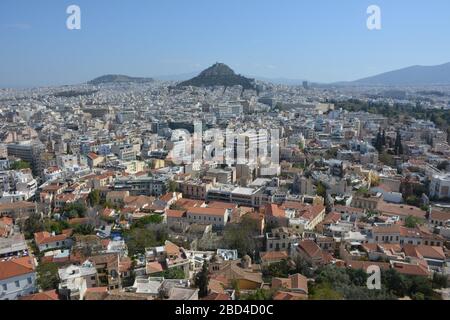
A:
[430,173,450,200]
[0,257,36,300]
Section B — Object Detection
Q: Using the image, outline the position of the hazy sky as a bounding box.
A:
[1,0,450,87]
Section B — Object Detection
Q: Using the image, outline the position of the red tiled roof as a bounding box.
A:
[392,262,430,277]
[265,204,285,218]
[208,202,238,210]
[260,251,289,262]
[0,256,35,280]
[273,291,307,300]
[166,209,186,218]
[187,207,226,217]
[19,290,59,301]
[34,230,72,245]
[87,152,99,160]
[377,202,426,219]
[298,240,322,259]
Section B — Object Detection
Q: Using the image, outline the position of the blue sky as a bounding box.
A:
[1,0,450,87]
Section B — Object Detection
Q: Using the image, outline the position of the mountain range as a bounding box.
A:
[88,61,450,87]
[347,62,450,86]
[88,74,154,85]
[177,63,255,89]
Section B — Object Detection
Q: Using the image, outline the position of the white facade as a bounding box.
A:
[430,174,450,199]
[0,271,36,300]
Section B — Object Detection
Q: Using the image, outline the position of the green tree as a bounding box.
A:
[405,215,423,228]
[168,180,178,192]
[223,216,259,257]
[162,268,186,279]
[195,261,210,298]
[73,224,95,235]
[382,268,408,297]
[405,196,420,207]
[36,262,60,290]
[44,220,70,235]
[11,160,31,170]
[379,151,396,166]
[432,273,448,289]
[23,214,44,239]
[124,225,168,256]
[309,283,343,300]
[88,190,101,207]
[132,214,164,229]
[408,276,435,300]
[316,181,327,198]
[64,203,87,218]
[240,289,274,300]
[262,259,292,279]
[394,130,404,155]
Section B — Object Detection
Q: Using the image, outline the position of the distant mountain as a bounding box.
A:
[177,63,255,89]
[88,74,154,85]
[350,62,450,86]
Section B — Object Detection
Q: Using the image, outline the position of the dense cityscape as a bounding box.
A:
[0,60,449,301]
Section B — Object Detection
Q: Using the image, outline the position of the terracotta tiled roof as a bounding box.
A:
[187,207,226,217]
[87,152,99,160]
[19,290,59,300]
[272,273,308,294]
[0,256,35,280]
[175,198,204,209]
[298,240,322,259]
[392,262,430,277]
[373,224,401,234]
[265,204,285,218]
[260,251,289,262]
[430,209,450,222]
[164,241,181,257]
[377,202,426,219]
[345,260,390,271]
[34,230,72,245]
[273,291,307,300]
[166,209,186,218]
[208,202,238,210]
[403,244,446,260]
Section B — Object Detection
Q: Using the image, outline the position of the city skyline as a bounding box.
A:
[2,0,450,87]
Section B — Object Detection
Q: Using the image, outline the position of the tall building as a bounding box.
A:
[302,81,309,89]
[7,141,45,177]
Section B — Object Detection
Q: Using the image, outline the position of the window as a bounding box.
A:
[27,278,32,285]
[91,276,96,281]
[2,284,7,291]
[15,281,20,288]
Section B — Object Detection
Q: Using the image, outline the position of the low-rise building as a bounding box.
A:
[0,256,36,300]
